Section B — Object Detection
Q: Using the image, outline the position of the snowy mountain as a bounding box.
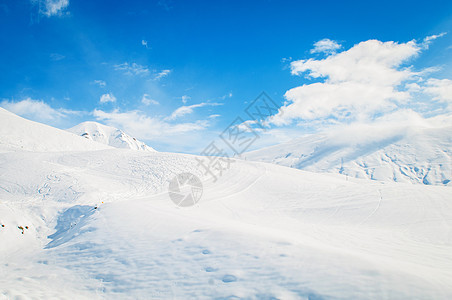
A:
[245,124,452,186]
[1,108,452,299]
[67,121,155,151]
[0,107,111,152]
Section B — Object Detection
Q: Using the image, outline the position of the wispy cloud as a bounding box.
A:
[114,62,150,76]
[114,62,171,80]
[281,57,292,63]
[155,69,171,80]
[141,94,159,105]
[92,80,106,87]
[32,0,69,17]
[423,32,447,44]
[181,95,190,104]
[424,78,452,105]
[99,93,116,103]
[0,98,80,124]
[93,109,209,141]
[220,92,233,100]
[141,39,151,49]
[50,53,65,61]
[167,102,222,120]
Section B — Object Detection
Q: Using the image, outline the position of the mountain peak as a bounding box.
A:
[68,121,155,152]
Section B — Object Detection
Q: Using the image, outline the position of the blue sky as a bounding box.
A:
[1,0,452,153]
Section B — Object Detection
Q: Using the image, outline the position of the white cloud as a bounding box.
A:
[220,92,233,100]
[281,57,292,63]
[293,40,419,83]
[33,0,69,17]
[423,32,447,44]
[114,62,150,76]
[271,39,422,125]
[167,102,222,120]
[93,109,209,141]
[155,69,171,80]
[141,94,159,105]
[100,93,116,103]
[93,80,106,87]
[255,108,452,153]
[310,39,342,54]
[317,109,452,150]
[1,98,63,121]
[0,98,78,124]
[114,63,171,80]
[405,82,422,92]
[424,78,452,104]
[181,95,190,104]
[141,39,151,49]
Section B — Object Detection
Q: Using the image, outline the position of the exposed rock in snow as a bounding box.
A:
[67,121,155,151]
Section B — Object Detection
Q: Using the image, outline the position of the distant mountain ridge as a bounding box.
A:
[245,125,452,186]
[67,121,155,152]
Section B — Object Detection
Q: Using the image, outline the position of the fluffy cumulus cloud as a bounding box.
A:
[93,109,209,140]
[99,93,116,103]
[310,39,342,54]
[270,38,452,126]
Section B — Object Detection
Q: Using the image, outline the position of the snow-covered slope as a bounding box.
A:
[245,125,452,186]
[0,108,111,152]
[1,110,452,299]
[68,121,155,151]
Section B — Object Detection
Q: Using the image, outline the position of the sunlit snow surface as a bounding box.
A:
[245,124,452,186]
[1,108,452,299]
